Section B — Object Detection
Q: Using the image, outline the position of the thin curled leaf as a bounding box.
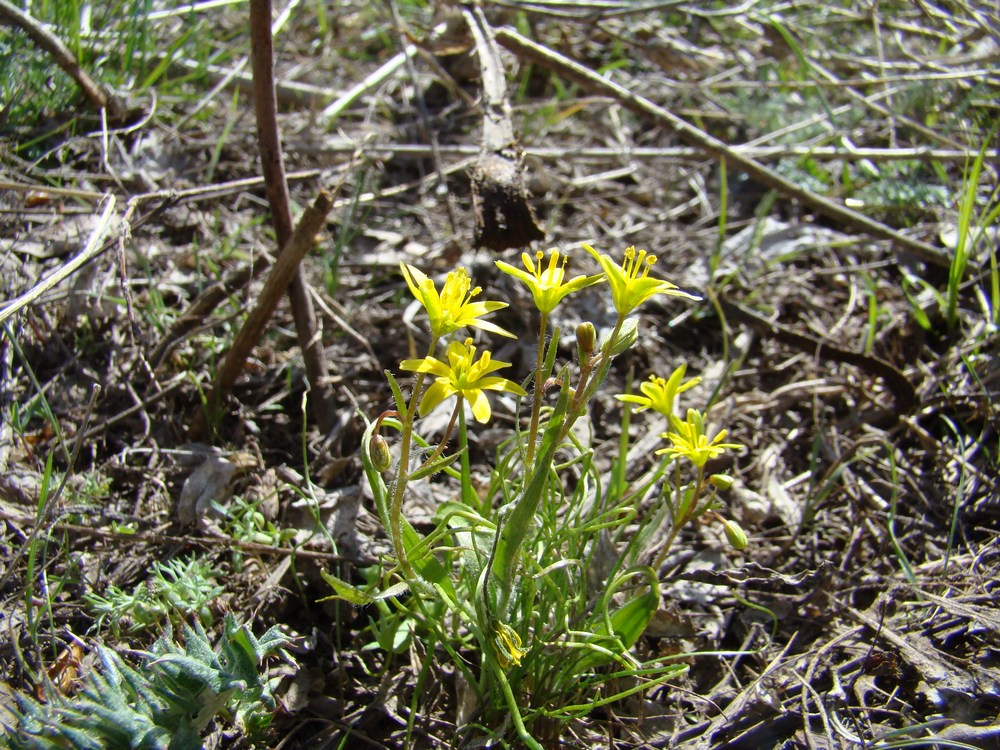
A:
[320,570,410,605]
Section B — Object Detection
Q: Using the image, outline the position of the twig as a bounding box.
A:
[303,142,982,163]
[0,506,363,564]
[171,0,303,131]
[495,27,955,270]
[249,0,336,433]
[466,7,516,152]
[386,0,458,232]
[464,9,544,250]
[717,298,915,426]
[0,181,107,201]
[215,189,334,393]
[146,159,473,371]
[321,43,416,122]
[0,0,119,118]
[0,195,117,326]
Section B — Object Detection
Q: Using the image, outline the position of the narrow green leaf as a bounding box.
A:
[409,449,462,481]
[138,25,197,91]
[320,569,378,606]
[490,378,571,611]
[385,370,408,420]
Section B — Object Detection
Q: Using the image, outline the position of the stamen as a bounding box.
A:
[623,246,636,278]
[645,255,657,280]
[635,249,647,279]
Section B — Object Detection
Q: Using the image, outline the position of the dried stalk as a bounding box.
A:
[495,27,954,271]
[0,0,120,118]
[215,189,333,394]
[465,8,544,251]
[249,0,336,432]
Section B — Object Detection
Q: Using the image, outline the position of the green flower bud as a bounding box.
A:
[709,474,735,491]
[369,433,392,472]
[576,321,597,363]
[723,519,748,550]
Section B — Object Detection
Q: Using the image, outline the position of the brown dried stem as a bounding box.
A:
[495,27,955,271]
[215,189,334,395]
[464,8,543,251]
[248,0,336,432]
[0,0,119,118]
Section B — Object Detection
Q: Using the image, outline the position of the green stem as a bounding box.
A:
[390,335,439,577]
[557,316,625,445]
[417,398,461,472]
[652,465,706,571]
[457,400,477,510]
[492,658,543,750]
[525,310,548,468]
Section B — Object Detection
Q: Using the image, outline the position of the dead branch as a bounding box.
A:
[495,27,955,271]
[249,0,336,433]
[0,196,117,326]
[215,189,333,394]
[465,8,544,251]
[0,0,120,118]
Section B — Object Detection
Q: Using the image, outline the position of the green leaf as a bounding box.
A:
[572,569,660,674]
[489,378,571,612]
[320,569,412,606]
[409,448,462,481]
[609,317,639,356]
[385,370,408,420]
[320,569,379,605]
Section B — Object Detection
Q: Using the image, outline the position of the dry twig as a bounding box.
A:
[215,189,334,394]
[249,0,336,432]
[0,0,120,118]
[465,8,544,251]
[495,27,955,271]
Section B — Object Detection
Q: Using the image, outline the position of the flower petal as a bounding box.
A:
[468,390,492,423]
[418,380,455,416]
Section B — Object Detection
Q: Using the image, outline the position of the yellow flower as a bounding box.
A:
[400,263,514,339]
[495,249,603,314]
[490,618,527,669]
[400,339,527,423]
[616,364,701,418]
[657,408,743,468]
[582,243,699,317]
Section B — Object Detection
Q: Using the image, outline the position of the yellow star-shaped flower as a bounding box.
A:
[582,244,699,317]
[400,339,527,423]
[616,365,701,418]
[657,408,743,468]
[400,263,514,339]
[495,249,603,314]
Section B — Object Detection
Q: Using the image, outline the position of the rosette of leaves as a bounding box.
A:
[2,615,290,749]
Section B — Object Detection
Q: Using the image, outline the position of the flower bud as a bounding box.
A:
[723,519,749,551]
[369,433,392,472]
[576,321,597,363]
[709,474,735,491]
